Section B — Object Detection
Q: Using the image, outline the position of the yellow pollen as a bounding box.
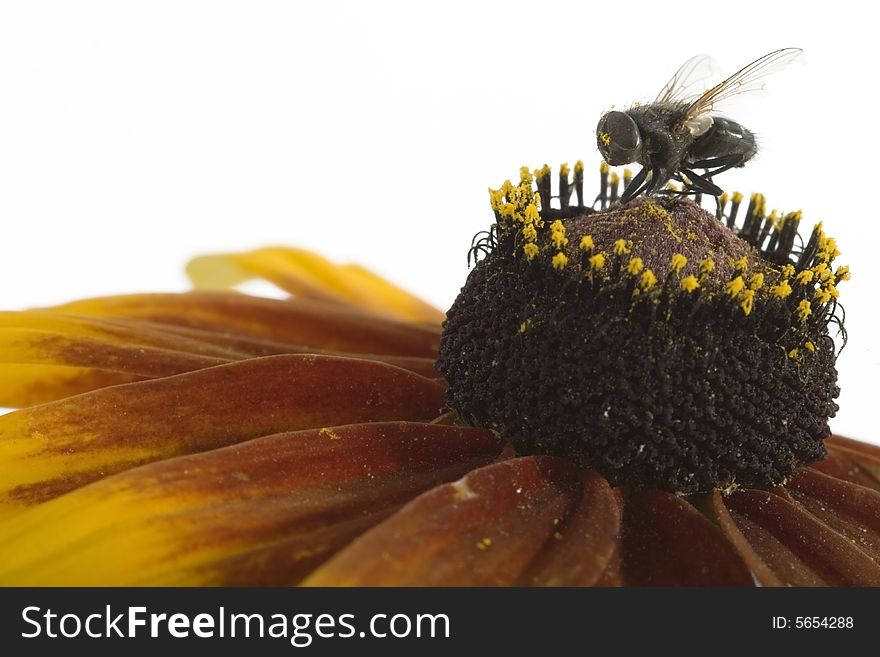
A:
[640,269,657,290]
[552,252,569,270]
[599,132,612,146]
[623,168,633,182]
[589,253,606,271]
[522,224,538,242]
[796,270,814,285]
[719,192,729,206]
[575,160,584,173]
[732,191,744,203]
[560,162,570,177]
[788,348,799,359]
[734,256,749,273]
[524,203,540,224]
[670,253,687,274]
[627,257,644,275]
[613,239,631,256]
[519,166,533,184]
[771,279,792,299]
[519,320,531,333]
[725,276,745,297]
[781,264,796,278]
[814,288,832,304]
[835,265,851,281]
[749,273,765,290]
[699,257,715,275]
[804,341,815,352]
[523,243,539,260]
[579,235,595,251]
[797,299,812,321]
[599,161,609,173]
[609,171,620,185]
[739,289,755,316]
[680,275,700,293]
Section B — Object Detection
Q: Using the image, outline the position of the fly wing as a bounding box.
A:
[677,48,803,136]
[655,54,717,104]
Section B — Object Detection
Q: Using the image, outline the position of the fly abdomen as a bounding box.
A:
[688,117,757,166]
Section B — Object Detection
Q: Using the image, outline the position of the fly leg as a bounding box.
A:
[619,165,649,204]
[687,153,750,218]
[679,168,725,218]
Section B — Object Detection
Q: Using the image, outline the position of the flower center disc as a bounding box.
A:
[438,190,841,494]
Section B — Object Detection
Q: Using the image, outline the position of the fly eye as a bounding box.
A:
[603,111,640,149]
[596,111,641,165]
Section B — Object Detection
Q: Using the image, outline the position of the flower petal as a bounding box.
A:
[827,435,880,483]
[186,247,445,324]
[52,292,440,358]
[810,450,880,491]
[518,470,621,586]
[303,457,622,586]
[620,490,753,586]
[0,422,502,585]
[785,468,880,562]
[713,488,880,586]
[0,310,439,405]
[0,354,444,513]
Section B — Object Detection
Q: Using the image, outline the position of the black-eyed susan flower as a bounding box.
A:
[0,164,878,587]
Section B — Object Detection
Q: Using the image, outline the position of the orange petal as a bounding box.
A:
[620,490,753,586]
[715,488,880,586]
[186,247,445,324]
[52,292,440,358]
[303,456,608,586]
[0,310,439,405]
[0,363,144,408]
[0,354,444,513]
[0,422,502,585]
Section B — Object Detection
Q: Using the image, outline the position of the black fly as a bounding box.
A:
[596,48,802,210]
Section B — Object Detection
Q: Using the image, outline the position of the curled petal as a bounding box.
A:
[304,457,622,586]
[621,490,753,586]
[0,422,502,585]
[186,247,445,324]
[52,292,440,358]
[0,354,444,513]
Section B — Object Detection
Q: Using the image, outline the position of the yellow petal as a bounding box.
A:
[52,292,440,358]
[0,354,444,515]
[0,309,439,405]
[186,247,445,324]
[0,422,503,585]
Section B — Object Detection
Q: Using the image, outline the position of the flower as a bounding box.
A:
[0,164,878,586]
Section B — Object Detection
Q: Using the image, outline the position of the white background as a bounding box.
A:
[0,1,877,443]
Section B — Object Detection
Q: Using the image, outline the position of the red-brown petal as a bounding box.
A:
[785,468,880,562]
[827,435,880,484]
[811,450,880,492]
[620,489,753,586]
[0,422,502,585]
[0,354,444,511]
[518,470,621,586]
[302,456,587,586]
[718,488,880,586]
[51,292,440,358]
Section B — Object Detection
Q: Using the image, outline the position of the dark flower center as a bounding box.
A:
[438,164,846,494]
